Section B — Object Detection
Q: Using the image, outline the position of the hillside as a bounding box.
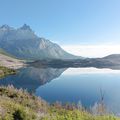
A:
[0,66,16,78]
[0,49,25,78]
[0,51,25,69]
[0,86,119,120]
[0,48,11,56]
[102,54,120,64]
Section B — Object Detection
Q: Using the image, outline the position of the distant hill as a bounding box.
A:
[30,54,120,70]
[103,54,120,63]
[0,24,81,60]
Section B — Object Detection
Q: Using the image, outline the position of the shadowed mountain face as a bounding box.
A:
[0,67,66,92]
[0,24,79,60]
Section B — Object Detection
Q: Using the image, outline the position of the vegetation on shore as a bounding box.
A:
[0,66,16,78]
[0,86,119,120]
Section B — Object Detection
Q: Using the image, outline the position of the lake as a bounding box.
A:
[0,67,120,114]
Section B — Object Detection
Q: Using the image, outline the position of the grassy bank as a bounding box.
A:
[0,86,119,120]
[0,66,16,78]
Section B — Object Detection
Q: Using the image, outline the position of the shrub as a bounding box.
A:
[13,108,27,120]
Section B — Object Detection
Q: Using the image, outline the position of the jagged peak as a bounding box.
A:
[0,24,14,30]
[19,24,32,31]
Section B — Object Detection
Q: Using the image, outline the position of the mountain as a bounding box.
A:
[0,24,80,60]
[102,54,120,63]
[0,48,25,69]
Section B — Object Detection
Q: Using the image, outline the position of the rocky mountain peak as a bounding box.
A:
[19,24,32,31]
[0,24,79,60]
[0,24,13,31]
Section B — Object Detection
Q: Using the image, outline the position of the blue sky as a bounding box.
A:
[0,0,120,45]
[0,0,120,57]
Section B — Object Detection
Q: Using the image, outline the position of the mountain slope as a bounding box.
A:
[0,49,25,69]
[102,54,120,63]
[0,24,80,60]
[0,86,119,120]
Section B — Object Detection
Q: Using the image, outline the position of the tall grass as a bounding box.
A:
[0,86,119,120]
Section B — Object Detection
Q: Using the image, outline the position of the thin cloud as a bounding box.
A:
[61,45,120,58]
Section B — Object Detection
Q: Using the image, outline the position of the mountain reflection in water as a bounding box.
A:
[1,67,120,114]
[0,67,66,92]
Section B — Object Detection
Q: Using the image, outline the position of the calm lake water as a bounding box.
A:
[0,67,120,114]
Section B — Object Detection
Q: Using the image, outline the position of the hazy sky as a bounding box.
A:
[0,0,120,57]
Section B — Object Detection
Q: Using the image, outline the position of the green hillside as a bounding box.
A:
[0,66,16,78]
[0,49,16,78]
[0,86,119,120]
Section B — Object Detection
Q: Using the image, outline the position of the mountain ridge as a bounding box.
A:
[0,24,81,60]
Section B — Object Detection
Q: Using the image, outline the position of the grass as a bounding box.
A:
[0,86,120,120]
[0,66,16,78]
